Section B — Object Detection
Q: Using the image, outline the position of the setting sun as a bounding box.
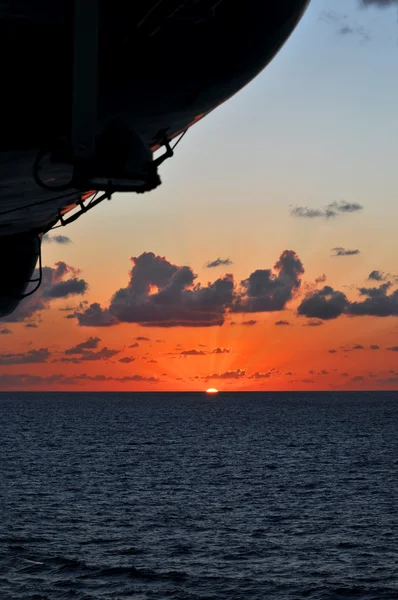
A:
[206,388,219,395]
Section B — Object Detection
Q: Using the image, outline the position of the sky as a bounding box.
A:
[1,0,398,392]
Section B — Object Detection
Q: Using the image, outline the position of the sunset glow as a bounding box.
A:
[206,388,219,395]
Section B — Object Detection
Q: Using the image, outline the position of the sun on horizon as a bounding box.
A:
[206,388,219,395]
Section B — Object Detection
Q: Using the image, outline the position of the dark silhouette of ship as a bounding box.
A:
[0,0,310,318]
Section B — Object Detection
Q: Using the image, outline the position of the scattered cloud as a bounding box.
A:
[0,328,12,335]
[0,348,50,365]
[290,200,363,220]
[387,346,398,352]
[65,337,101,354]
[331,247,360,257]
[0,372,159,389]
[42,234,72,245]
[370,345,380,350]
[304,319,324,327]
[241,320,257,326]
[368,270,386,281]
[119,357,136,363]
[315,274,327,285]
[205,257,233,268]
[275,320,291,326]
[298,286,348,320]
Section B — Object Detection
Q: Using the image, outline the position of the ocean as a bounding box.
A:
[0,392,397,600]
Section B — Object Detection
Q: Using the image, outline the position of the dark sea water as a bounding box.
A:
[1,392,398,600]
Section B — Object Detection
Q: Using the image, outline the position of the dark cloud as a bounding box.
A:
[129,342,139,348]
[0,328,12,334]
[370,345,380,350]
[387,346,398,352]
[73,303,117,327]
[58,347,119,363]
[25,323,38,329]
[0,372,159,389]
[179,347,230,357]
[42,234,72,245]
[233,250,304,313]
[349,283,398,317]
[136,337,150,341]
[205,369,247,380]
[331,247,360,257]
[180,349,207,356]
[328,349,337,353]
[206,258,233,268]
[248,370,275,379]
[290,200,363,220]
[76,253,235,328]
[298,286,348,320]
[241,320,257,326]
[275,320,291,326]
[0,348,50,365]
[1,262,88,323]
[65,337,101,354]
[119,357,136,363]
[352,344,365,350]
[147,359,158,364]
[368,270,386,282]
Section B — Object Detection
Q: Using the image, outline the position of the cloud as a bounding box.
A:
[129,342,139,348]
[180,349,207,356]
[233,250,304,313]
[65,337,101,354]
[136,336,150,341]
[387,346,398,352]
[320,10,370,43]
[0,372,159,389]
[1,262,88,323]
[290,201,363,220]
[76,252,235,328]
[119,357,136,363]
[275,320,291,326]
[331,247,360,257]
[352,344,365,350]
[304,319,324,327]
[298,286,348,320]
[241,320,257,326]
[179,347,230,357]
[370,345,380,350]
[368,270,386,281]
[349,282,398,317]
[206,258,233,268]
[42,234,72,245]
[25,323,38,329]
[205,369,247,380]
[329,349,337,353]
[0,348,50,365]
[315,274,327,285]
[360,1,398,7]
[0,328,12,334]
[58,347,120,363]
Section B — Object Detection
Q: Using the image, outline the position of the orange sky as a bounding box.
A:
[1,0,398,392]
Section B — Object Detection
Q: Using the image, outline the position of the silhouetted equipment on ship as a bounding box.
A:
[0,0,310,318]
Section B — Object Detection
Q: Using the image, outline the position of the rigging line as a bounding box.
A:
[171,129,188,151]
[137,0,165,28]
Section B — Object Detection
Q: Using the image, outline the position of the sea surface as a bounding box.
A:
[1,392,398,600]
